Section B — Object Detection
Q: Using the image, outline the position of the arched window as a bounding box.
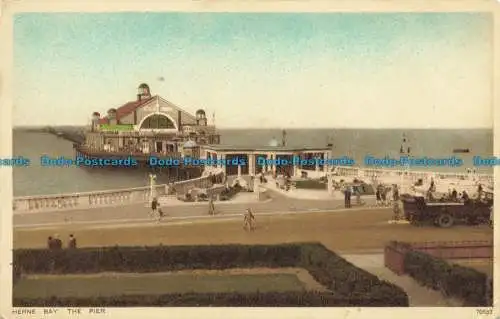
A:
[140,114,176,129]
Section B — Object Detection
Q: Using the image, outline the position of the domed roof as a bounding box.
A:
[268,138,279,147]
[183,140,198,148]
[107,108,117,114]
[92,111,100,117]
[138,83,150,89]
[196,109,206,115]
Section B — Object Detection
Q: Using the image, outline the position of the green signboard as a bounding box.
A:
[99,124,134,131]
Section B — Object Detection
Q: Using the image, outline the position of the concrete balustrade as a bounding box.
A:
[14,169,225,214]
[13,166,490,214]
[328,166,493,185]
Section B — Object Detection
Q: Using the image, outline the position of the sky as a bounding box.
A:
[13,12,493,128]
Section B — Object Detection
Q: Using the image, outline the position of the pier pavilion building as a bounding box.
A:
[79,83,220,158]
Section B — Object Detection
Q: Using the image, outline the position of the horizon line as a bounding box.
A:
[12,125,493,130]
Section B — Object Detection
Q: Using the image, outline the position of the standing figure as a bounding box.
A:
[354,186,364,206]
[347,186,352,208]
[451,188,458,201]
[344,186,350,208]
[376,187,382,206]
[477,183,483,199]
[68,234,77,249]
[53,234,62,250]
[392,185,401,220]
[462,191,470,204]
[381,187,387,206]
[47,236,54,250]
[489,206,493,228]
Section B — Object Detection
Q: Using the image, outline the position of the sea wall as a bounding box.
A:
[14,168,225,214]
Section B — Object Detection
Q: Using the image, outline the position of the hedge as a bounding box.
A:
[13,243,302,274]
[13,242,409,307]
[294,180,326,190]
[300,243,407,303]
[403,247,492,306]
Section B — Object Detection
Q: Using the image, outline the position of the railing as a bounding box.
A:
[76,145,182,159]
[321,166,494,185]
[13,168,225,214]
[411,240,493,259]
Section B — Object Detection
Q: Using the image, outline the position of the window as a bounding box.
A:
[140,114,175,129]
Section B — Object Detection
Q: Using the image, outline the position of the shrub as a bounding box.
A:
[403,247,492,306]
[220,186,241,201]
[300,243,408,305]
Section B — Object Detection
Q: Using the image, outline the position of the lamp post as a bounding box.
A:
[389,134,411,224]
[149,173,157,203]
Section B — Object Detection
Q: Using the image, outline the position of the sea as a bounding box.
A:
[13,128,493,197]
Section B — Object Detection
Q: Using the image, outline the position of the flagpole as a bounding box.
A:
[400,134,411,194]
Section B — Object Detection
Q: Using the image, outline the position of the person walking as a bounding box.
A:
[208,196,216,215]
[150,197,159,220]
[243,208,256,231]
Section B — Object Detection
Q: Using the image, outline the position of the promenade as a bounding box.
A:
[14,191,377,229]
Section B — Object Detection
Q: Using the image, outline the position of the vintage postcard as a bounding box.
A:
[1,0,498,318]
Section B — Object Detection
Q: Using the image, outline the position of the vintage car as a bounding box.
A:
[402,193,493,228]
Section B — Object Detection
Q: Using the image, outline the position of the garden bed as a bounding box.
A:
[13,243,409,307]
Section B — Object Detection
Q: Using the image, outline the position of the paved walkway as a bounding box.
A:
[14,191,379,228]
[340,254,462,306]
[158,192,263,206]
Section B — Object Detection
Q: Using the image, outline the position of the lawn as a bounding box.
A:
[13,270,309,299]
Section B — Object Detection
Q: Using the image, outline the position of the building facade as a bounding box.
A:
[82,83,220,158]
[202,145,333,177]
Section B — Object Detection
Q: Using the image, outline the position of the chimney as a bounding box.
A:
[137,94,141,101]
[177,110,182,132]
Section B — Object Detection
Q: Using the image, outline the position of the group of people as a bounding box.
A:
[427,178,486,204]
[47,234,77,250]
[343,184,366,208]
[375,185,393,207]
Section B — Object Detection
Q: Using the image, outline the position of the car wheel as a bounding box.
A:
[437,213,454,228]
